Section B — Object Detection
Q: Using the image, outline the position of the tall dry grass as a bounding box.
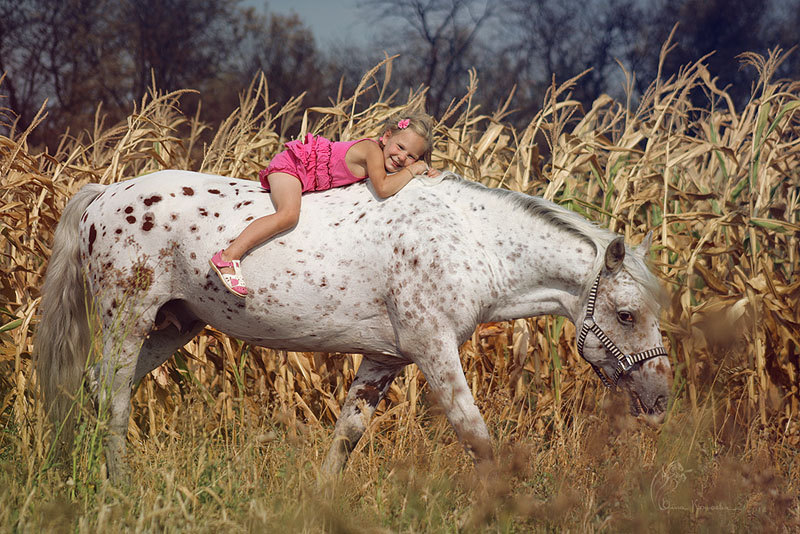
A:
[1,45,799,531]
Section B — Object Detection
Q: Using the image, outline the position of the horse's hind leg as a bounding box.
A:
[93,313,153,483]
[133,301,206,382]
[321,355,405,477]
[92,301,205,481]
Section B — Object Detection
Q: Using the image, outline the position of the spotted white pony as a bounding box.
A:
[36,170,672,481]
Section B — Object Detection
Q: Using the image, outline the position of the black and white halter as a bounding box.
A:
[577,273,668,388]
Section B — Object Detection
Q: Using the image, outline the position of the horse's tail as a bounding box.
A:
[36,183,106,445]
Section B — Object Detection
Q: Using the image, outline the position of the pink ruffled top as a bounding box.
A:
[259,134,377,192]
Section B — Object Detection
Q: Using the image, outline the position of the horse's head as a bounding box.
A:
[578,233,672,423]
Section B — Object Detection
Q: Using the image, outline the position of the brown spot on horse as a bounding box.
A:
[88,224,97,255]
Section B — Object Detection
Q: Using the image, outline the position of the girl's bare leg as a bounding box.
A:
[216,173,302,275]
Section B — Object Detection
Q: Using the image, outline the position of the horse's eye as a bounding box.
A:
[617,310,635,325]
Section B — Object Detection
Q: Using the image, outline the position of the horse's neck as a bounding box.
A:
[463,191,597,324]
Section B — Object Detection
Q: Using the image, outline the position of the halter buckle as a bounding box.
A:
[618,355,634,373]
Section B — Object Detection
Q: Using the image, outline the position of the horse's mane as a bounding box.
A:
[424,172,664,310]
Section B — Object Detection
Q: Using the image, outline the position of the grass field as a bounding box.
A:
[1,48,799,532]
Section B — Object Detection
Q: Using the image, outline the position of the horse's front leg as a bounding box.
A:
[320,355,405,477]
[413,344,494,465]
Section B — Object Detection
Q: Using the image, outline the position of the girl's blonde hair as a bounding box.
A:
[381,110,435,164]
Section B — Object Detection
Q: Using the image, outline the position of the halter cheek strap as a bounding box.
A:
[577,273,668,388]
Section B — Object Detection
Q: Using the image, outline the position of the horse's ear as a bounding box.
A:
[604,237,625,274]
[636,231,653,259]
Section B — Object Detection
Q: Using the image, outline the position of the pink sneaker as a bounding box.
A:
[209,250,248,297]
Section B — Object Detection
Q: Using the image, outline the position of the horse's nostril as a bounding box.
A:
[651,395,667,414]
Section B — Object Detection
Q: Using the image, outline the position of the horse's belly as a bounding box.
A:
[192,299,401,355]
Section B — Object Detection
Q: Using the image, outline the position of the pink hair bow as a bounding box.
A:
[397,118,410,129]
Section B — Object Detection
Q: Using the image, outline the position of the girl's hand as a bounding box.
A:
[407,160,429,176]
[409,161,441,178]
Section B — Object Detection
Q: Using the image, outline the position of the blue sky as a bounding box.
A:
[250,0,369,46]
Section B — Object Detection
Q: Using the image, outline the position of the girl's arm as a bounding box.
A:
[362,142,429,198]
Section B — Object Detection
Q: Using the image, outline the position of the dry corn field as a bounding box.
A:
[1,49,799,532]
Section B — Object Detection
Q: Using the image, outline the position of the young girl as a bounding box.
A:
[209,111,439,297]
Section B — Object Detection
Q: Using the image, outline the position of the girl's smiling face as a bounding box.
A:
[381,129,428,172]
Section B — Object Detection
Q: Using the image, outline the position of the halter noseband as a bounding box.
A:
[576,273,668,388]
